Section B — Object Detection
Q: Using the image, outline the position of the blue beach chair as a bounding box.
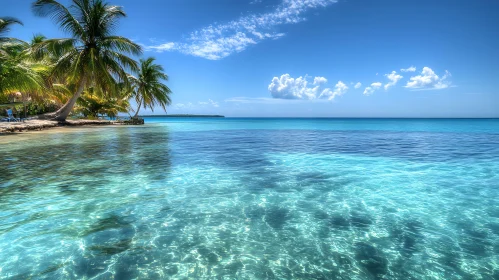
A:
[4,109,20,122]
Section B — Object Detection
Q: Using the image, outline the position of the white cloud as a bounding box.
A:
[401,66,417,72]
[143,42,176,53]
[405,67,452,90]
[331,81,348,98]
[208,99,219,107]
[363,82,382,96]
[187,99,221,107]
[268,74,347,100]
[384,71,403,90]
[174,100,218,110]
[143,0,339,60]
[174,102,194,109]
[317,81,348,100]
[268,74,322,100]
[314,76,328,85]
[354,82,362,89]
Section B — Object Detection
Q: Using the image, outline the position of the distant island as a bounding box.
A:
[140,114,225,118]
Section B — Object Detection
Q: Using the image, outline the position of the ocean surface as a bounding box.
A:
[1,118,498,279]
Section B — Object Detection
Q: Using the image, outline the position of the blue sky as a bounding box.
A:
[3,0,499,117]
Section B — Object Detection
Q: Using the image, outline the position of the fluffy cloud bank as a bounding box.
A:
[361,66,451,95]
[405,67,451,90]
[143,0,338,60]
[268,74,347,100]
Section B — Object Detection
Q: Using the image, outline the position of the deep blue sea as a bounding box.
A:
[1,118,498,279]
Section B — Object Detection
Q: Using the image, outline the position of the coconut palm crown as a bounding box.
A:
[32,0,142,121]
[130,57,172,118]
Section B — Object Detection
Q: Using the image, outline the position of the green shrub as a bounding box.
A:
[0,93,9,104]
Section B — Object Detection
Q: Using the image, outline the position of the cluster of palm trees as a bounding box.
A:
[0,0,172,121]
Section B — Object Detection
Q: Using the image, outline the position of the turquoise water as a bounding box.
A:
[1,118,498,279]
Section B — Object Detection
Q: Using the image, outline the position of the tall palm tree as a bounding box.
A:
[130,57,172,118]
[32,0,142,121]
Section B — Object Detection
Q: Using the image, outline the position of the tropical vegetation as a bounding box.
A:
[0,0,172,121]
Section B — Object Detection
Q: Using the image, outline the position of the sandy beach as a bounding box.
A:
[0,119,118,134]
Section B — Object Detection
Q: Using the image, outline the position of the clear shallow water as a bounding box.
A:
[1,118,499,279]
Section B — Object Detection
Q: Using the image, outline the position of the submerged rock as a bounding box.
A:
[265,207,290,229]
[355,242,388,279]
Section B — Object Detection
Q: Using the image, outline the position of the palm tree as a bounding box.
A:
[0,17,47,97]
[14,34,52,118]
[32,0,142,121]
[29,34,49,60]
[130,57,172,118]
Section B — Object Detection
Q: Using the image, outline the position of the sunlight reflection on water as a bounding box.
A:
[0,118,498,279]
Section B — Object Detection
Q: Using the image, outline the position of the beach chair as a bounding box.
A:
[5,109,20,122]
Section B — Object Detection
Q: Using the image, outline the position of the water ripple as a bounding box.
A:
[0,119,498,279]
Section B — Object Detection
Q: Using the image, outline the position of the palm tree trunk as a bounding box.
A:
[23,93,26,120]
[42,78,86,121]
[133,97,143,118]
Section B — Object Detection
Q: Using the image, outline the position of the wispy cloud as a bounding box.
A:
[144,42,176,53]
[198,99,219,107]
[173,102,194,109]
[268,74,347,101]
[401,66,417,72]
[143,0,338,60]
[354,82,362,89]
[174,99,219,109]
[405,67,452,90]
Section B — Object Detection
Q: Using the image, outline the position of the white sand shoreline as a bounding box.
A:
[0,119,120,134]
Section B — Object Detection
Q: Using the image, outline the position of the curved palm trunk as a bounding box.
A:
[133,97,143,118]
[42,78,86,121]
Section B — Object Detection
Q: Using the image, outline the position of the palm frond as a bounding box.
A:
[32,0,85,38]
[0,17,23,37]
[101,36,142,55]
